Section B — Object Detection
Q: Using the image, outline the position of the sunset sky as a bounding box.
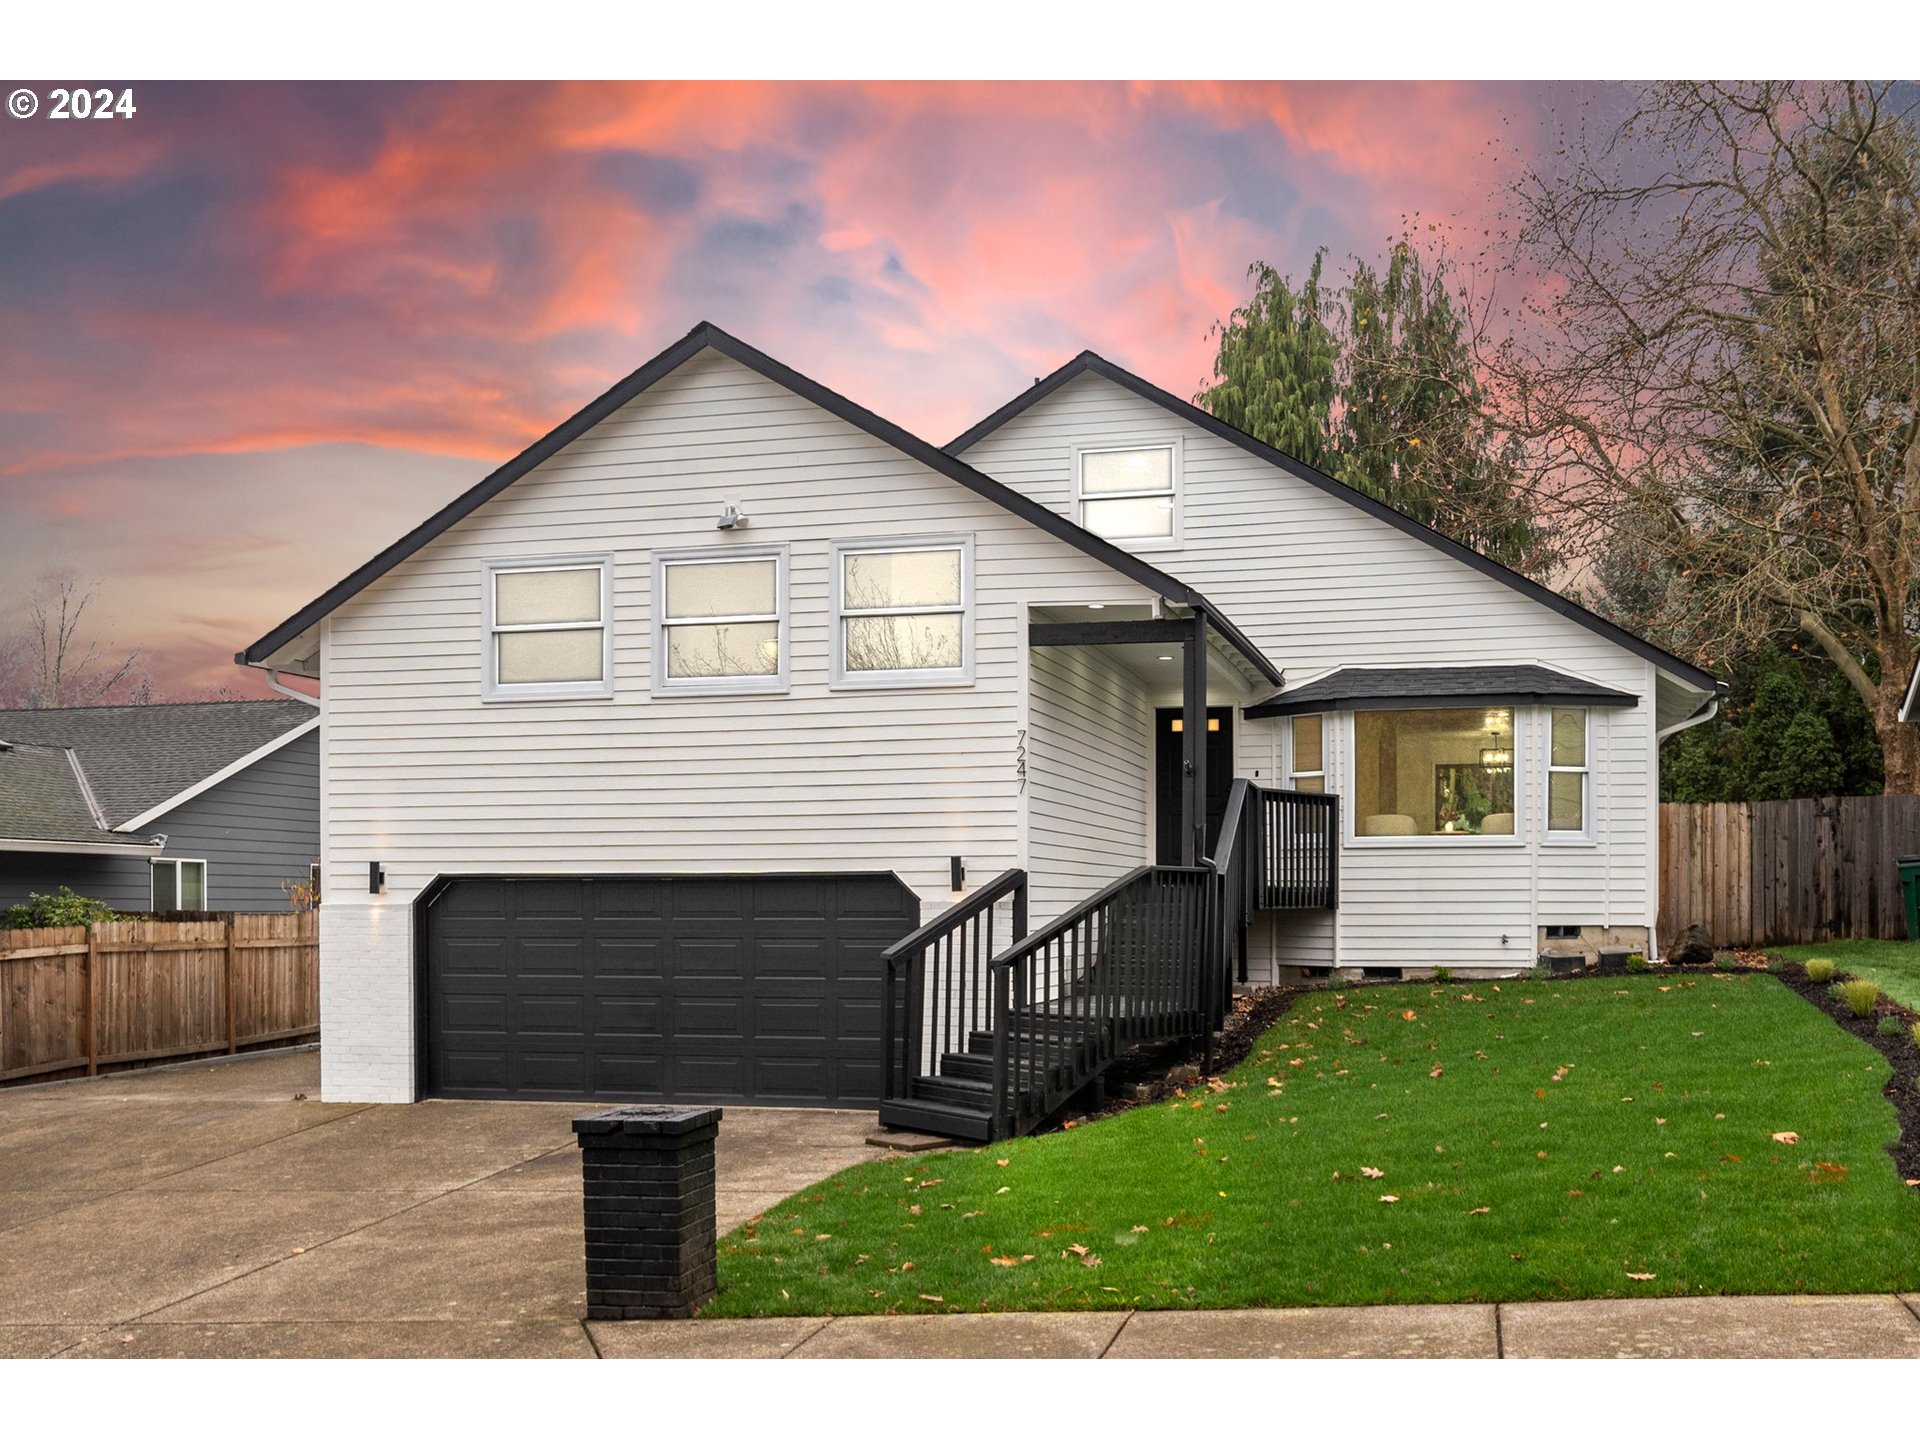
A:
[0,80,1586,697]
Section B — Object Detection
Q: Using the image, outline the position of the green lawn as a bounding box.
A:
[707,974,1920,1316]
[1772,940,1920,1011]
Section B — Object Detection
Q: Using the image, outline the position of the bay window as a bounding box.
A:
[1289,714,1325,793]
[1352,707,1517,840]
[1547,707,1591,836]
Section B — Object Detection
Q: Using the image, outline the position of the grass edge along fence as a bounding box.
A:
[0,911,318,1085]
[1659,794,1920,949]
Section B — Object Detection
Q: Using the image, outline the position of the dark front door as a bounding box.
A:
[1154,706,1235,864]
[420,873,919,1106]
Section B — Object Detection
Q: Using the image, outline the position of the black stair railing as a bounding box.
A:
[1255,787,1340,910]
[987,865,1213,1138]
[880,868,1027,1107]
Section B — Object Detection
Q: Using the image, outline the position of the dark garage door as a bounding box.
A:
[420,873,919,1106]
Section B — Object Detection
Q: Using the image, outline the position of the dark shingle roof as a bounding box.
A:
[1244,664,1640,719]
[0,700,314,828]
[0,742,149,846]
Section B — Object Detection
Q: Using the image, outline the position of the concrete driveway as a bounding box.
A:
[0,1049,875,1359]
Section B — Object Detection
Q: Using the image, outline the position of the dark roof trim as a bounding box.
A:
[238,323,1282,687]
[1245,664,1640,719]
[949,351,1724,694]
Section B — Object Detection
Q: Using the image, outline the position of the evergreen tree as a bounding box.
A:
[1196,253,1338,472]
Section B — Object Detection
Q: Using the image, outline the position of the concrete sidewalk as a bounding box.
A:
[590,1294,1920,1360]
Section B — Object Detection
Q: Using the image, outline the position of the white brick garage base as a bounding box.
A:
[319,898,418,1102]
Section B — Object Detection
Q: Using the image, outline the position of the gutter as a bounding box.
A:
[1656,696,1720,743]
[0,835,168,856]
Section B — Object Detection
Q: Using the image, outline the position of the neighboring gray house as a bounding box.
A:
[0,700,319,914]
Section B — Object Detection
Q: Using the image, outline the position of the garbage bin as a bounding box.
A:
[1902,855,1920,942]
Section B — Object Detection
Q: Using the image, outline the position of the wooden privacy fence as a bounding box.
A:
[0,912,318,1085]
[1659,795,1920,949]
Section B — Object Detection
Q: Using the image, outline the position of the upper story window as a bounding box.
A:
[1351,706,1518,841]
[1075,443,1180,545]
[1289,714,1325,794]
[1547,707,1591,837]
[484,557,613,701]
[653,547,787,695]
[832,537,973,686]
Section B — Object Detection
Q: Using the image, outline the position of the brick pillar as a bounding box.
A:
[573,1105,722,1321]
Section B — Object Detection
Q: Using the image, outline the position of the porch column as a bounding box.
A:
[1181,610,1209,866]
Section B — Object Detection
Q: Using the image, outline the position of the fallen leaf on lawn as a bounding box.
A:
[1267,1077,1281,1086]
[1361,1166,1384,1179]
[990,1256,1019,1267]
[1655,1117,1667,1126]
[1905,1179,1919,1187]
[1468,1206,1490,1215]
[1772,1131,1800,1145]
[1625,1272,1657,1282]
[1613,1166,1625,1173]
[996,1186,1010,1194]
[962,1211,984,1219]
[995,1158,1010,1167]
[1081,1255,1102,1267]
[900,1261,914,1272]
[1402,1009,1417,1021]
[1567,1189,1584,1198]
[1065,1243,1091,1256]
[1537,1150,1549,1158]
[918,1293,945,1303]
[817,1232,834,1239]
[907,1206,920,1216]
[1131,1225,1149,1233]
[1429,1065,1444,1079]
[1216,1104,1228,1113]
[1535,1088,1547,1098]
[1379,1194,1399,1203]
[1691,1031,1704,1037]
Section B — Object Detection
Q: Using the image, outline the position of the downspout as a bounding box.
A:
[1656,697,1719,743]
[267,668,321,708]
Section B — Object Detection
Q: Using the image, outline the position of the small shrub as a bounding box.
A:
[1876,1015,1905,1039]
[2,887,120,930]
[1527,964,1551,982]
[1911,1020,1920,1052]
[1803,958,1836,984]
[1837,979,1880,1019]
[1712,953,1739,971]
[1431,966,1454,983]
[1626,953,1649,973]
[1763,955,1785,974]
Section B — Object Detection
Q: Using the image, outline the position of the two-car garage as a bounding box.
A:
[418,873,919,1107]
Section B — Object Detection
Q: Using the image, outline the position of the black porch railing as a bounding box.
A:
[987,865,1214,1139]
[1253,787,1340,910]
[879,868,1027,1111]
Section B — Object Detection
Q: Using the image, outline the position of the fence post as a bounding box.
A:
[84,925,99,1077]
[224,915,238,1054]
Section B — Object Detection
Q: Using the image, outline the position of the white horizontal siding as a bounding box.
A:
[1025,644,1151,929]
[962,372,1661,969]
[320,349,1156,1098]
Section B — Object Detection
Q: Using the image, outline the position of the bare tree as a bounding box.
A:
[0,568,153,709]
[1489,81,1920,791]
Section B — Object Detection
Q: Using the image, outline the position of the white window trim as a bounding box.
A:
[481,555,615,703]
[651,545,790,697]
[1072,439,1183,550]
[1544,706,1596,844]
[1342,708,1526,849]
[830,535,976,690]
[150,856,208,911]
[1287,712,1326,792]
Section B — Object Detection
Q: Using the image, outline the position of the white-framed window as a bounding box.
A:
[1288,713,1325,794]
[151,858,207,911]
[483,556,613,701]
[831,536,974,687]
[1546,707,1592,838]
[1349,706,1521,843]
[652,546,788,695]
[1073,441,1181,545]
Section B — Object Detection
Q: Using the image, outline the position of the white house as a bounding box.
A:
[239,323,1719,1134]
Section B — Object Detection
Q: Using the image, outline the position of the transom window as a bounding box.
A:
[485,558,611,700]
[1075,444,1179,543]
[151,858,207,912]
[654,548,787,693]
[1352,707,1518,840]
[833,538,972,685]
[1547,707,1591,836]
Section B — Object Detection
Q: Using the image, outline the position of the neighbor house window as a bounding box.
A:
[653,548,787,693]
[832,538,973,685]
[151,858,207,911]
[484,557,612,700]
[1075,444,1179,543]
[1289,714,1325,794]
[1547,707,1590,836]
[1351,707,1517,839]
